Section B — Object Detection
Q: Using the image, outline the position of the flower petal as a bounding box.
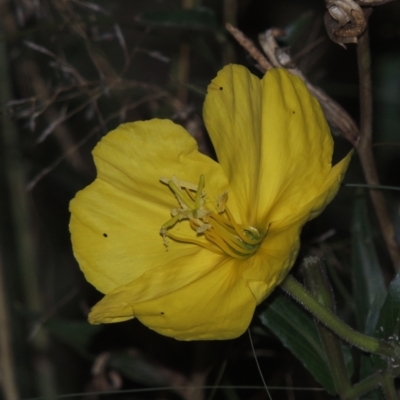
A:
[257,69,345,226]
[89,258,255,340]
[242,219,303,304]
[69,119,234,294]
[204,66,350,230]
[203,64,262,226]
[242,153,352,304]
[241,153,352,303]
[271,150,353,229]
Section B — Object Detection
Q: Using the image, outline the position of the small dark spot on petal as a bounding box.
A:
[292,111,295,114]
[219,87,223,90]
[103,233,108,238]
[160,312,165,315]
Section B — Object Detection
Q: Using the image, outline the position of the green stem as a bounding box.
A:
[280,275,395,358]
[381,372,398,400]
[343,372,383,400]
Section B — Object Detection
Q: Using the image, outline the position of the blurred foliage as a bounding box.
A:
[1,0,400,399]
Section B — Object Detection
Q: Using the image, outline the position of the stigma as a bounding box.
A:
[160,175,265,259]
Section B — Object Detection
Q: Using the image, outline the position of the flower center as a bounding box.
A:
[160,175,265,259]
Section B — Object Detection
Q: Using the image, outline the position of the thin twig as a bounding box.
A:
[356,18,400,271]
[227,24,359,144]
[226,23,273,71]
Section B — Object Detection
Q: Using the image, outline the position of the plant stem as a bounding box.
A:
[343,372,383,400]
[280,274,395,358]
[356,13,400,271]
[381,372,398,400]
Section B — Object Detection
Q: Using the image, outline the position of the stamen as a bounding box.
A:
[167,231,225,255]
[223,207,264,245]
[209,217,251,249]
[204,230,250,259]
[168,180,195,210]
[184,187,195,201]
[160,213,182,235]
[195,175,205,209]
[160,175,266,259]
[217,192,228,213]
[206,229,257,256]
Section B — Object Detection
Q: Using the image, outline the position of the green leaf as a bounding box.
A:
[358,262,400,394]
[351,196,386,333]
[45,318,103,359]
[370,272,400,370]
[259,292,336,394]
[374,271,400,339]
[137,8,218,31]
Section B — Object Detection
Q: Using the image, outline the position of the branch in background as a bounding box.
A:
[356,19,400,270]
[226,23,359,145]
[222,0,238,65]
[225,24,272,72]
[357,0,397,5]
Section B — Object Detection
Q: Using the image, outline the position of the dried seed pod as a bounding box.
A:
[324,0,367,45]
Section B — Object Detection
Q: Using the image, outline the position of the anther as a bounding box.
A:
[160,175,266,258]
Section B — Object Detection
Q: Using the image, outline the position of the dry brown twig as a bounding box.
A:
[5,1,192,191]
[226,23,359,145]
[324,0,367,45]
[356,15,400,270]
[324,0,396,46]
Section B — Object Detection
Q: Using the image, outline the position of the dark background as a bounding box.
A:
[1,0,400,399]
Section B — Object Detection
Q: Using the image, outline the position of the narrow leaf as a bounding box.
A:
[351,196,386,333]
[259,292,335,394]
[370,272,400,370]
[374,271,400,340]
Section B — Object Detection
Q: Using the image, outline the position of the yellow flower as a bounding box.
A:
[69,65,351,340]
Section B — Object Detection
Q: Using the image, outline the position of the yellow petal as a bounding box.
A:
[271,150,353,229]
[203,66,349,230]
[241,153,352,303]
[257,69,342,225]
[242,220,303,304]
[89,258,256,340]
[203,64,262,226]
[69,119,234,294]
